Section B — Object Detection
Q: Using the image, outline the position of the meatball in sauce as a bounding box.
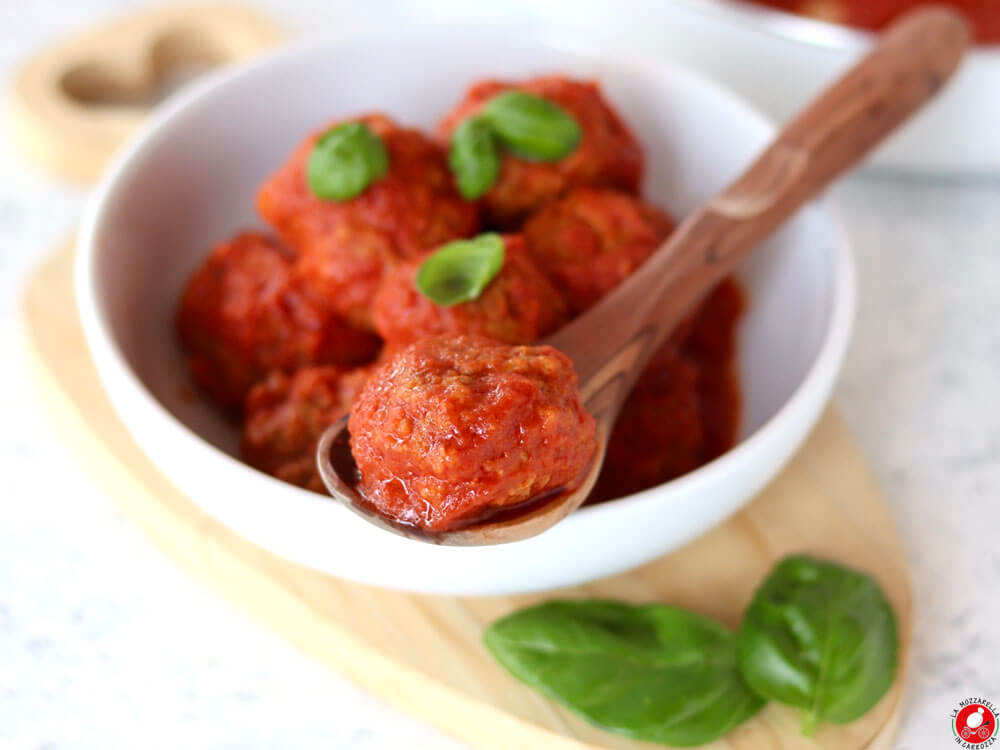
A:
[373,235,568,348]
[348,335,597,532]
[258,114,480,329]
[523,187,676,314]
[438,77,642,227]
[242,366,372,492]
[176,232,379,407]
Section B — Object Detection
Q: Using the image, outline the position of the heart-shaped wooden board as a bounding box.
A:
[9,3,284,180]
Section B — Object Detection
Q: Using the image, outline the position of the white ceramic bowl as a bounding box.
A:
[77,25,855,595]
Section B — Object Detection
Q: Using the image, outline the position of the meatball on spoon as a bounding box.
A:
[318,8,967,545]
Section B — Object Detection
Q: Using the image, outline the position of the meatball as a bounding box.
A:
[176,232,380,406]
[257,114,480,329]
[438,77,643,227]
[242,366,371,492]
[589,279,746,503]
[373,235,568,348]
[523,188,675,314]
[349,335,597,532]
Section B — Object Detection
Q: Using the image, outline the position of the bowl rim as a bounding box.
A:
[75,24,856,545]
[673,0,1000,55]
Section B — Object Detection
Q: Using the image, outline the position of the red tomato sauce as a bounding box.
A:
[590,279,745,503]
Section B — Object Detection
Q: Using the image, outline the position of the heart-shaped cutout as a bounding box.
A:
[10,4,283,180]
[60,27,224,109]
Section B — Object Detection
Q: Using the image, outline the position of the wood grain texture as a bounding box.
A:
[9,3,283,181]
[22,243,911,749]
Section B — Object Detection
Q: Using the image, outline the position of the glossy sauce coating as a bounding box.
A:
[258,114,480,329]
[373,235,568,348]
[176,232,379,406]
[349,335,597,532]
[437,77,643,227]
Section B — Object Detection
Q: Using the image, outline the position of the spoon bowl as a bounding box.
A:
[317,7,967,545]
[317,416,607,545]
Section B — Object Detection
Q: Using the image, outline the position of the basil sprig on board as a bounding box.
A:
[484,600,764,747]
[738,556,897,735]
[484,556,898,746]
[307,122,389,201]
[448,91,581,199]
[415,233,505,306]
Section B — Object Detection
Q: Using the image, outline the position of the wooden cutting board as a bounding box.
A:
[21,242,910,749]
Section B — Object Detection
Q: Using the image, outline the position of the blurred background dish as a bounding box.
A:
[635,0,1000,175]
[734,0,1000,44]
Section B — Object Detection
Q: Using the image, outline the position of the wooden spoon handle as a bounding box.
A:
[549,6,968,424]
[706,5,967,240]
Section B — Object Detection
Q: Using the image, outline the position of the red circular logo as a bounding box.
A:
[954,702,997,745]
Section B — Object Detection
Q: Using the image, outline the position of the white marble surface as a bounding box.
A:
[2,1,998,748]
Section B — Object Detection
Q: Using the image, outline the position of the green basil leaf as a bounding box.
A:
[482,91,582,162]
[449,117,501,199]
[738,556,897,735]
[307,122,389,201]
[415,233,505,307]
[484,600,764,747]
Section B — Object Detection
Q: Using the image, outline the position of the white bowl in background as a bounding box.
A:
[529,0,997,175]
[77,25,854,595]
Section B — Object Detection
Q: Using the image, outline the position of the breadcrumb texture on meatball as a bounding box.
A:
[349,335,597,532]
[257,114,480,328]
[373,235,568,348]
[523,187,675,313]
[176,232,379,406]
[437,77,643,227]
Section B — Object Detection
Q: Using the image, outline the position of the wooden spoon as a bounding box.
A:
[317,7,968,545]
